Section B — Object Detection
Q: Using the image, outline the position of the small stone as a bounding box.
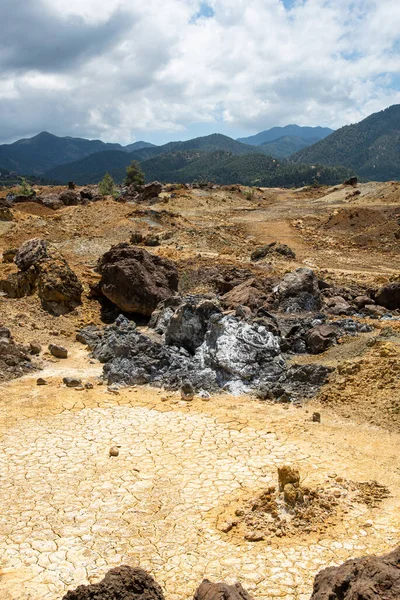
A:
[109,446,120,457]
[107,385,120,395]
[312,412,321,422]
[180,381,194,401]
[29,341,42,355]
[219,521,234,533]
[364,520,373,528]
[63,377,82,388]
[36,378,48,386]
[244,531,265,542]
[48,343,68,359]
[85,382,94,389]
[161,396,169,402]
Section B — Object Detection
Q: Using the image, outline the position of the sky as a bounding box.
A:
[1,0,400,145]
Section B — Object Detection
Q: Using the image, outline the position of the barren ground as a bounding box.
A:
[0,181,399,599]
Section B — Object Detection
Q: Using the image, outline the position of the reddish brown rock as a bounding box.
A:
[62,566,165,600]
[97,243,178,316]
[306,324,337,354]
[310,546,400,600]
[375,282,400,310]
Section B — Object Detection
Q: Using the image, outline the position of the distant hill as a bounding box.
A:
[0,132,156,175]
[139,150,351,187]
[292,105,400,180]
[45,134,275,184]
[259,135,321,159]
[237,125,333,146]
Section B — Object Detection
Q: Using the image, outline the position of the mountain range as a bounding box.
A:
[1,105,400,186]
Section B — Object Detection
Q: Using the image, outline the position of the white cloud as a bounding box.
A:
[1,0,400,143]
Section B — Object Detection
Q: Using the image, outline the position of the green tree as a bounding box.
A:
[17,178,33,197]
[125,160,145,186]
[99,172,118,197]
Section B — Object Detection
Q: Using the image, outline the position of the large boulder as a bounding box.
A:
[14,238,48,271]
[37,258,83,315]
[310,547,400,600]
[194,580,253,600]
[138,182,162,202]
[165,297,222,352]
[276,268,321,313]
[375,282,400,310]
[306,324,338,354]
[59,190,80,206]
[97,243,178,316]
[62,566,165,600]
[222,278,270,311]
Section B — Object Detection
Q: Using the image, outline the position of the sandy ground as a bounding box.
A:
[0,181,399,599]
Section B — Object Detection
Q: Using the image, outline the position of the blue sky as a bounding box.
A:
[1,0,400,144]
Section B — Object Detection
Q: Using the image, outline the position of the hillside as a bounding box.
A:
[140,150,350,187]
[292,104,400,180]
[238,124,333,146]
[259,135,318,158]
[45,134,275,184]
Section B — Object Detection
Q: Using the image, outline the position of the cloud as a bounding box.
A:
[0,0,400,144]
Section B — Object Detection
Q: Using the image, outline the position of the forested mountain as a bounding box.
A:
[238,125,333,146]
[292,105,400,180]
[259,135,319,158]
[0,132,155,175]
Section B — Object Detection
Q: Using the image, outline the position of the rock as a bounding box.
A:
[62,566,165,600]
[364,304,388,318]
[344,176,358,186]
[109,446,119,457]
[251,242,295,261]
[63,377,82,388]
[80,188,93,201]
[244,531,265,542]
[0,207,13,221]
[277,268,321,312]
[222,278,270,311]
[148,296,182,335]
[85,382,94,389]
[278,465,300,491]
[14,238,48,271]
[310,546,400,600]
[194,579,254,600]
[165,297,222,352]
[375,282,400,310]
[143,234,160,247]
[59,190,80,206]
[2,248,17,263]
[37,257,83,315]
[40,194,64,210]
[0,267,37,298]
[283,483,301,506]
[0,328,35,382]
[180,381,194,401]
[29,341,42,355]
[353,295,373,309]
[36,378,47,386]
[324,295,353,315]
[48,344,68,359]
[97,243,178,316]
[130,231,143,244]
[137,182,162,202]
[306,324,337,354]
[312,411,321,423]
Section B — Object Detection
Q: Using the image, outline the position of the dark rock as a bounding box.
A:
[0,267,37,298]
[59,190,80,206]
[0,328,35,382]
[251,242,295,261]
[15,238,48,271]
[306,324,337,354]
[97,243,178,316]
[364,304,388,318]
[180,380,195,400]
[137,182,162,202]
[312,411,321,422]
[68,181,76,190]
[375,282,400,310]
[39,194,64,210]
[76,326,103,349]
[37,257,83,315]
[148,296,182,335]
[130,231,143,244]
[62,565,165,600]
[2,248,17,263]
[277,268,321,312]
[221,278,270,311]
[344,176,358,186]
[143,234,160,247]
[194,579,253,600]
[165,297,222,352]
[48,344,68,359]
[63,377,82,387]
[324,295,353,315]
[37,378,47,386]
[310,546,400,600]
[80,188,93,200]
[353,295,373,309]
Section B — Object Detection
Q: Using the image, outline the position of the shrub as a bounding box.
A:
[99,172,119,198]
[125,161,145,186]
[17,178,33,197]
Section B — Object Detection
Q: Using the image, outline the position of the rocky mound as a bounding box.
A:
[0,238,82,315]
[97,243,178,316]
[62,566,165,600]
[310,546,400,600]
[0,326,38,382]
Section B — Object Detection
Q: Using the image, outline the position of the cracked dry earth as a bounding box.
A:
[1,348,399,600]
